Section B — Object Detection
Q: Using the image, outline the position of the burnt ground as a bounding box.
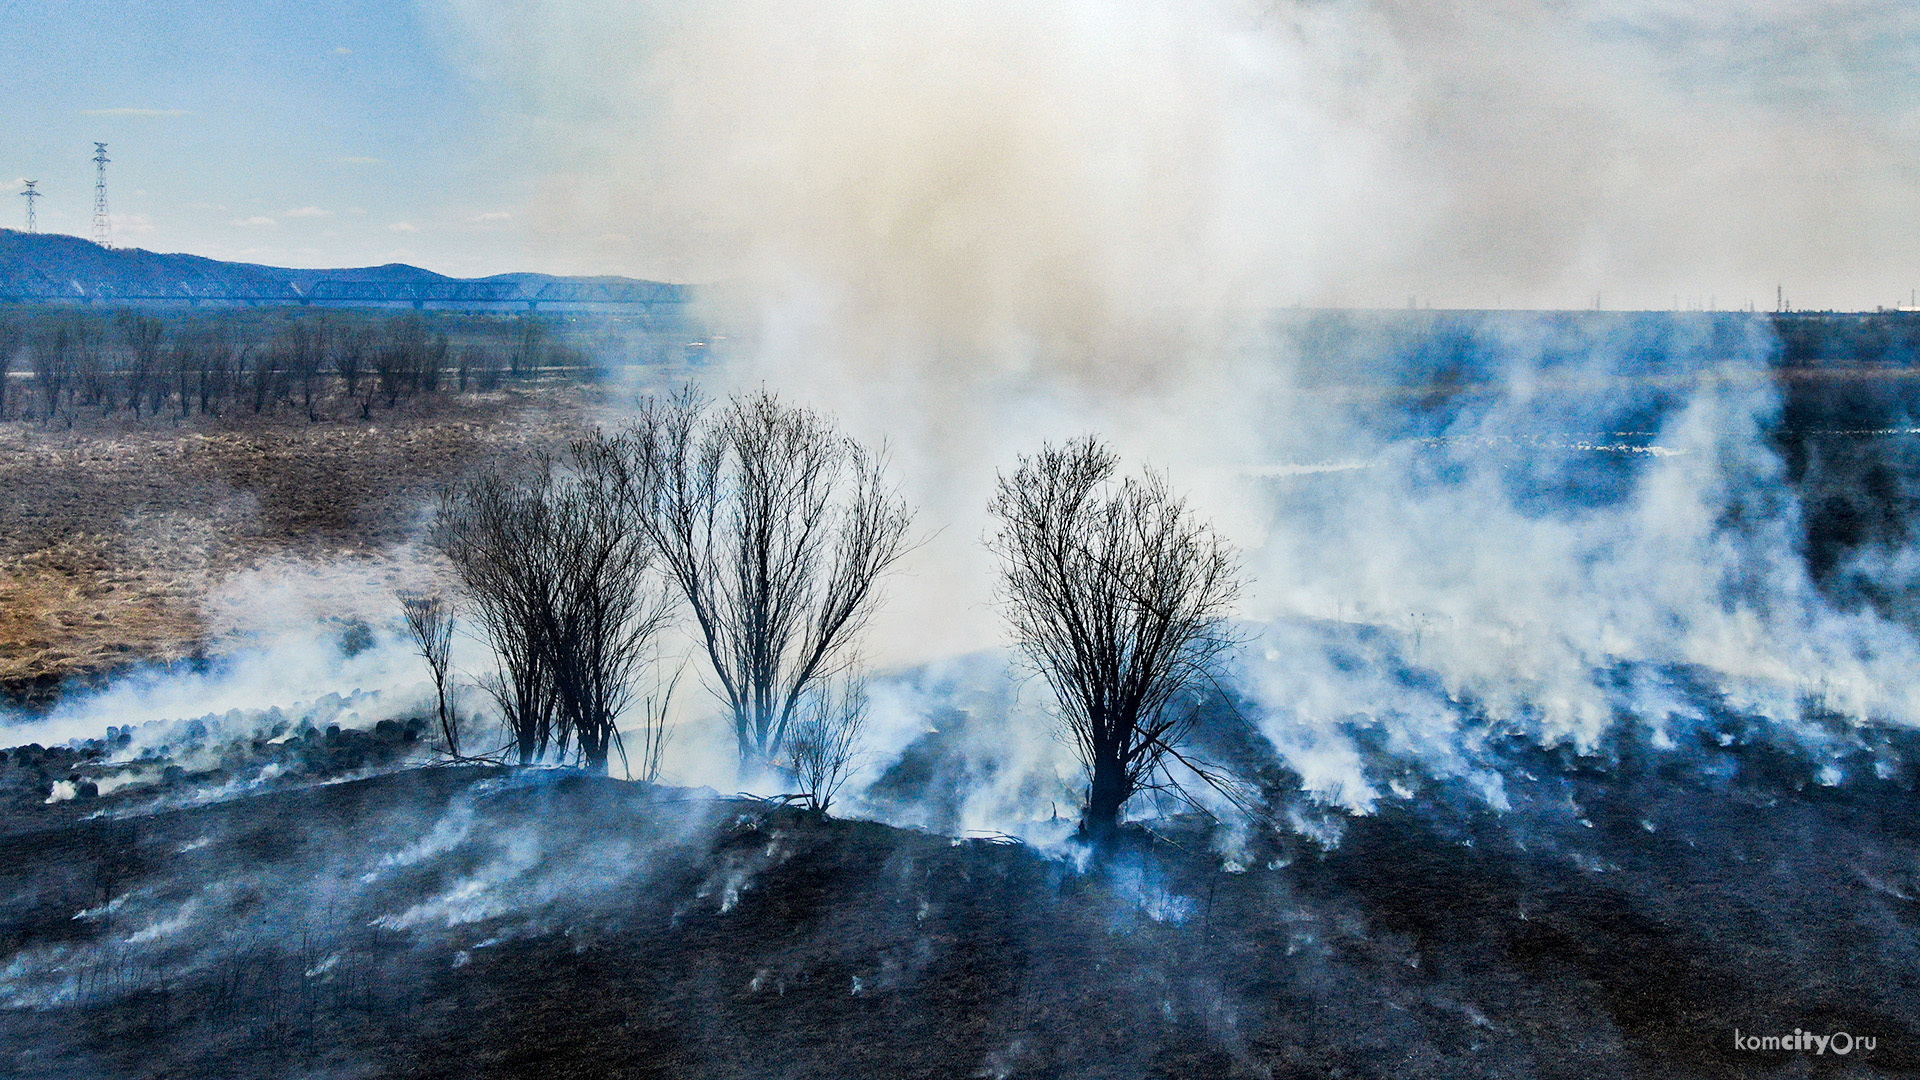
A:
[0,732,1915,1080]
[0,387,606,708]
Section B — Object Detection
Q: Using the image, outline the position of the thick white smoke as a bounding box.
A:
[16,2,1918,821]
[433,0,1920,311]
[1,550,465,752]
[418,0,1920,814]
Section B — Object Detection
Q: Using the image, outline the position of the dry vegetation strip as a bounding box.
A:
[0,389,603,707]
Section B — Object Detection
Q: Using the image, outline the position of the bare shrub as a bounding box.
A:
[627,659,682,783]
[399,592,460,758]
[783,672,868,815]
[988,436,1241,843]
[616,387,913,778]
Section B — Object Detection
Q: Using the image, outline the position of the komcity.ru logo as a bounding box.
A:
[1733,1028,1876,1055]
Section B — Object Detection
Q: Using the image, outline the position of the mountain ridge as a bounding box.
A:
[0,230,689,306]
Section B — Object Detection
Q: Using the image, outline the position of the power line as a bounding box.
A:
[19,180,39,233]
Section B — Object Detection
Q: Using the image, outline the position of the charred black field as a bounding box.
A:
[2,724,1919,1080]
[4,307,1920,1078]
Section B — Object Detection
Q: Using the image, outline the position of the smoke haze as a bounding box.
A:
[435,0,1920,311]
[418,0,1920,815]
[11,2,1920,822]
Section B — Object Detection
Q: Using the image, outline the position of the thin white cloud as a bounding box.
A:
[468,211,513,223]
[82,108,190,118]
[231,216,278,227]
[387,221,420,233]
[337,156,385,166]
[284,206,331,218]
[334,46,353,55]
[110,213,156,235]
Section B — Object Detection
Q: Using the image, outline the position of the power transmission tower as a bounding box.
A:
[19,180,39,233]
[91,143,111,248]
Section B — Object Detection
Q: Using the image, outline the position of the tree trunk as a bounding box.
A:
[581,727,611,775]
[1080,748,1128,844]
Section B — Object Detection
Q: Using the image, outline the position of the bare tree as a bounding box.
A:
[376,314,429,407]
[0,316,20,420]
[988,437,1241,844]
[420,330,448,394]
[334,324,371,402]
[509,315,546,379]
[199,332,238,417]
[539,444,676,773]
[286,318,330,421]
[435,468,558,765]
[116,312,164,418]
[455,345,487,393]
[399,592,461,758]
[246,343,280,414]
[70,315,110,414]
[617,387,913,778]
[30,316,73,419]
[783,671,868,815]
[435,449,676,774]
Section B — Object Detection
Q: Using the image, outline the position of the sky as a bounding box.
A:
[1,1,1919,309]
[0,1,525,276]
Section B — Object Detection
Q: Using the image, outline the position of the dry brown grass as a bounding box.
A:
[0,387,608,707]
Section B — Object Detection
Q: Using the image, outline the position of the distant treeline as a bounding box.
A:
[0,308,593,422]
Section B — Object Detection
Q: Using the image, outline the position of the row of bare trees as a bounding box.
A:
[426,388,909,812]
[0,310,571,422]
[424,386,1241,839]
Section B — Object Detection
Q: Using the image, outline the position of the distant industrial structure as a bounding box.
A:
[0,274,695,312]
[18,180,38,233]
[90,143,110,249]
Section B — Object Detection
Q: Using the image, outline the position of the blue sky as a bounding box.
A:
[3,1,1920,308]
[0,0,536,275]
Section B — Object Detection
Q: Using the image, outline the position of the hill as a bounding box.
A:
[0,230,690,309]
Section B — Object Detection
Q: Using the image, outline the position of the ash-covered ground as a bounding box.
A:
[0,696,1916,1079]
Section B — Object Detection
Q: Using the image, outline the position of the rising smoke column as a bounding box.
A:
[429,2,1920,808]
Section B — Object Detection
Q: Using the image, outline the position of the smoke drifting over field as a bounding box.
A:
[10,1,1919,824]
[417,0,1920,818]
